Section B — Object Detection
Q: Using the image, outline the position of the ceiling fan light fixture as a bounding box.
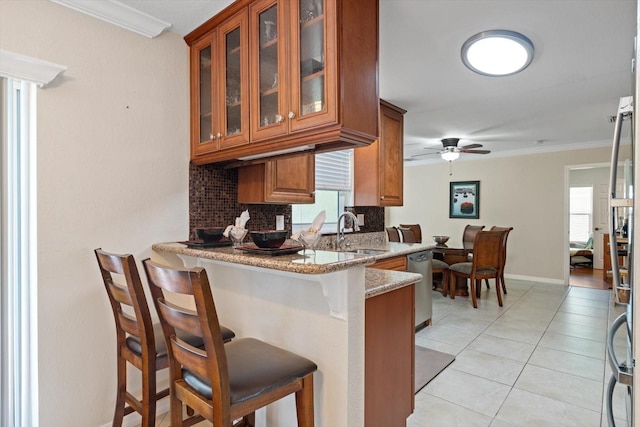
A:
[461,30,534,76]
[441,150,460,162]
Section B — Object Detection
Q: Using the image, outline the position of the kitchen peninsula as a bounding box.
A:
[152,240,431,426]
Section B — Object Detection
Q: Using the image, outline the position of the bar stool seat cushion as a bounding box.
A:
[183,337,318,404]
[126,323,235,357]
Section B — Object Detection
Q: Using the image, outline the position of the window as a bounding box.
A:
[569,186,593,244]
[0,51,63,427]
[292,150,353,233]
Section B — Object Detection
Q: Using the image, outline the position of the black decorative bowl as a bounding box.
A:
[250,230,288,248]
[195,227,225,243]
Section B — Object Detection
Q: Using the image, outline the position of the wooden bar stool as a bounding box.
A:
[94,249,235,426]
[143,259,318,427]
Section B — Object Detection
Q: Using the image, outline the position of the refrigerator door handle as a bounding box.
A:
[608,96,633,290]
[606,374,619,427]
[607,312,633,386]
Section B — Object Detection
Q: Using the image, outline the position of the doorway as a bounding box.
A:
[566,163,609,289]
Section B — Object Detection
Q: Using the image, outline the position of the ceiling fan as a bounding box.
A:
[411,138,491,161]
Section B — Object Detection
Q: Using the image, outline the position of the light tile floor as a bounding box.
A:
[410,279,629,427]
[144,279,629,427]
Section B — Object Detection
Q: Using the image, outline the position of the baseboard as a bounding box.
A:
[99,395,170,427]
[504,273,565,286]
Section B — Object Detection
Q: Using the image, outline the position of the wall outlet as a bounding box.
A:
[275,215,285,230]
[357,213,365,226]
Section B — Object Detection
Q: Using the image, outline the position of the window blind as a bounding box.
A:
[315,149,352,191]
[569,187,593,243]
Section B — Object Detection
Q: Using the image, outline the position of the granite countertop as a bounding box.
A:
[152,240,434,275]
[364,268,423,299]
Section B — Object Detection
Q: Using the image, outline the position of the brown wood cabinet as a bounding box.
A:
[189,11,250,158]
[237,153,315,203]
[186,0,379,165]
[365,284,415,427]
[354,99,406,206]
[368,254,407,271]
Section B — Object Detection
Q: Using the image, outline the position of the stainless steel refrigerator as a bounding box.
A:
[606,80,637,426]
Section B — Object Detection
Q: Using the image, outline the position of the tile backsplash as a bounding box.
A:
[189,163,291,240]
[189,163,384,240]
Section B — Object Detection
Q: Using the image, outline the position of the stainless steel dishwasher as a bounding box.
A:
[407,251,433,331]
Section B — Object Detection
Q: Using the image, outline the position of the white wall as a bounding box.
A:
[387,145,632,282]
[1,1,189,425]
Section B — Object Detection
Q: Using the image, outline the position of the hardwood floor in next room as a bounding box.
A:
[571,266,609,290]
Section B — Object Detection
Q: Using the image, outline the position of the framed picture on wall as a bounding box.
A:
[449,181,480,219]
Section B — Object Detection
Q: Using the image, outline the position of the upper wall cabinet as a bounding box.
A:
[237,153,315,204]
[354,99,407,207]
[190,11,250,157]
[185,0,379,165]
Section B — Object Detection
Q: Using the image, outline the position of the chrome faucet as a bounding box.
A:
[336,211,360,250]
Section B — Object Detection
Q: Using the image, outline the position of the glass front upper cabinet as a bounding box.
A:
[218,12,249,149]
[199,45,213,143]
[191,36,217,156]
[290,0,336,133]
[299,0,325,116]
[251,0,287,140]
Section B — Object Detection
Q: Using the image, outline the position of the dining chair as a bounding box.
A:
[94,249,235,427]
[462,224,485,250]
[143,259,318,427]
[398,227,417,243]
[399,224,422,243]
[489,226,513,294]
[386,226,401,242]
[431,258,449,296]
[448,230,505,308]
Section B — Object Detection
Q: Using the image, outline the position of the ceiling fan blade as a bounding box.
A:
[411,151,441,158]
[461,149,491,154]
[460,143,483,150]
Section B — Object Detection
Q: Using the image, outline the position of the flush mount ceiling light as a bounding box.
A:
[461,30,534,76]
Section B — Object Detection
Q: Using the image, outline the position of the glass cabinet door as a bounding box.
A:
[250,0,287,141]
[299,0,324,115]
[199,45,213,143]
[290,0,336,132]
[191,37,218,155]
[218,12,249,149]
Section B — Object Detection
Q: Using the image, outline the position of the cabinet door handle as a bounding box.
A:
[209,133,214,140]
[217,132,223,139]
[288,111,296,119]
[275,114,284,123]
[380,196,385,200]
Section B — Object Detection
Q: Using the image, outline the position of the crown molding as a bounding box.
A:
[0,50,67,87]
[49,0,171,38]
